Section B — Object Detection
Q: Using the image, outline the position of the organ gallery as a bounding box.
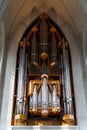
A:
[12,13,76,126]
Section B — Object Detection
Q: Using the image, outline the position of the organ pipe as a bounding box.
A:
[31,31,38,66]
[39,18,48,60]
[40,61,48,74]
[38,88,42,107]
[50,32,58,67]
[29,94,33,110]
[51,81,60,115]
[16,38,26,115]
[15,38,27,125]
[40,17,48,45]
[61,54,67,115]
[41,74,49,117]
[32,82,38,115]
[48,89,52,107]
[23,54,28,114]
[37,87,42,116]
[65,48,72,114]
[62,38,74,121]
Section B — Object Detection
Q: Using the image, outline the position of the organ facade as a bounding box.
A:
[12,13,76,126]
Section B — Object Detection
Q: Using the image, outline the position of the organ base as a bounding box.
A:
[29,106,61,117]
[27,119,61,125]
[13,113,75,126]
[14,114,26,126]
[41,110,49,118]
[62,114,75,126]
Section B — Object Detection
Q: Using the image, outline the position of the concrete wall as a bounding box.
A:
[0,0,87,130]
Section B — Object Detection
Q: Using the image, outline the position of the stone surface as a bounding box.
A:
[0,1,87,130]
[80,0,87,14]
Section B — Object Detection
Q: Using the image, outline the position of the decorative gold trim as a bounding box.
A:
[14,114,26,126]
[41,110,49,118]
[62,114,74,126]
[40,52,49,60]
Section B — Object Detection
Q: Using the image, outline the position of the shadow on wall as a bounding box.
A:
[0,19,5,116]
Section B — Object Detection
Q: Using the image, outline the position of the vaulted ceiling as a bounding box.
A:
[0,0,87,45]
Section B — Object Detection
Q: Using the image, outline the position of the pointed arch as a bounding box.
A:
[0,12,87,130]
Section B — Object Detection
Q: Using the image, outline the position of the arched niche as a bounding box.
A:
[12,13,76,126]
[0,12,87,130]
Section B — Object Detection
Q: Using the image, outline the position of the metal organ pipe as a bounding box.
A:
[62,38,74,121]
[40,18,48,45]
[52,82,60,115]
[37,87,42,116]
[14,38,27,125]
[16,38,26,115]
[41,74,49,117]
[39,17,48,60]
[40,61,48,74]
[29,94,33,111]
[32,82,38,115]
[16,49,23,115]
[50,32,58,67]
[61,54,67,115]
[48,89,52,107]
[23,54,28,114]
[38,88,42,107]
[31,31,38,66]
[65,49,72,114]
[52,83,57,108]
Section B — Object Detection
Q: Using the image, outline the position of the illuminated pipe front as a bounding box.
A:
[48,90,52,115]
[15,38,27,125]
[31,30,39,66]
[52,81,60,115]
[50,32,58,67]
[39,17,48,60]
[41,74,49,118]
[62,39,74,125]
[37,87,42,116]
[32,82,38,115]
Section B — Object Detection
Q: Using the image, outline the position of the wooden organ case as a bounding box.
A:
[12,13,76,126]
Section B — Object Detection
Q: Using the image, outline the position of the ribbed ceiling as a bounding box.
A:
[0,0,87,43]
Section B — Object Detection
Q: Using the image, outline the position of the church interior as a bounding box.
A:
[0,0,87,130]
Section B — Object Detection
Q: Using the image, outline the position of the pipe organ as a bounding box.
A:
[13,13,76,126]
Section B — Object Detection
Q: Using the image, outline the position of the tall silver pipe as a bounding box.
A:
[52,82,60,114]
[65,48,72,114]
[30,94,33,108]
[48,90,52,107]
[40,18,48,44]
[16,38,26,115]
[31,32,38,66]
[62,38,73,115]
[39,18,48,60]
[61,54,67,114]
[52,83,57,108]
[41,74,48,117]
[32,82,38,114]
[38,88,42,107]
[50,32,57,67]
[23,54,28,114]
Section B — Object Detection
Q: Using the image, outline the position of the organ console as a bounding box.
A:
[13,13,76,126]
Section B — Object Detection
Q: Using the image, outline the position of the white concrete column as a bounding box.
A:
[0,22,28,128]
